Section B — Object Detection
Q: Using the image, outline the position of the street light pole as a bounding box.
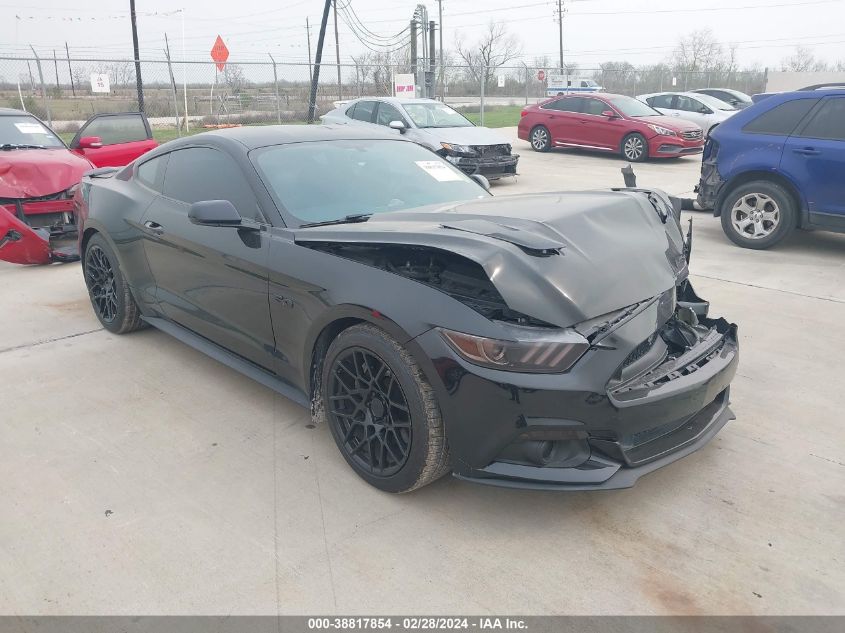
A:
[129,0,144,112]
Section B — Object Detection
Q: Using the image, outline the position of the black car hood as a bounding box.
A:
[294,190,688,328]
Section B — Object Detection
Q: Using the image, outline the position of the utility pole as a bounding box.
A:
[53,50,60,93]
[437,0,444,100]
[307,0,333,123]
[333,0,341,101]
[306,17,313,86]
[410,20,417,94]
[556,0,565,74]
[428,20,435,99]
[129,0,144,112]
[65,42,75,96]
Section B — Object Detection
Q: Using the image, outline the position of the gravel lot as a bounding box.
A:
[1,128,843,615]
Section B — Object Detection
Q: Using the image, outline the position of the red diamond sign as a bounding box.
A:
[537,69,546,82]
[211,35,229,71]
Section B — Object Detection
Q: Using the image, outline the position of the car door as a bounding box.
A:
[574,97,622,150]
[139,146,276,370]
[374,101,409,129]
[781,96,845,221]
[674,95,711,129]
[540,96,584,146]
[346,100,378,128]
[645,94,677,118]
[69,112,157,167]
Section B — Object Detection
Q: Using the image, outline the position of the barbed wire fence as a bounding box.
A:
[0,55,768,133]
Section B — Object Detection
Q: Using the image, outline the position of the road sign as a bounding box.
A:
[394,73,416,99]
[537,69,546,81]
[211,35,229,71]
[498,75,506,88]
[90,73,110,93]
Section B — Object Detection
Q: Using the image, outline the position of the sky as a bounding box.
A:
[2,0,844,69]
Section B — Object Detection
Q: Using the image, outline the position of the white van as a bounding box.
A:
[545,75,603,97]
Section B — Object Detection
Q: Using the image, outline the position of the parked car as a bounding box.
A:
[76,125,738,493]
[637,91,738,137]
[518,93,704,162]
[696,84,845,249]
[321,97,518,179]
[691,88,754,110]
[0,109,156,265]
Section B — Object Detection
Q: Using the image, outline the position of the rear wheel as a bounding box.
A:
[719,180,796,249]
[321,324,450,493]
[530,125,551,152]
[622,133,648,162]
[83,233,146,334]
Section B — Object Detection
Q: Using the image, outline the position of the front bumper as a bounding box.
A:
[650,137,704,158]
[444,154,519,179]
[413,293,738,490]
[0,199,79,265]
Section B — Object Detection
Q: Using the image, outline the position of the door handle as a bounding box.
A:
[792,147,820,156]
[143,220,164,234]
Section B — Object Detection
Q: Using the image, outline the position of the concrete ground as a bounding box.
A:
[1,128,843,616]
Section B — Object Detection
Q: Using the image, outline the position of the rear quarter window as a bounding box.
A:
[742,99,819,136]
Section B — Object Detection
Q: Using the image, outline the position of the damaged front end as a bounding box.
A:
[0,189,80,265]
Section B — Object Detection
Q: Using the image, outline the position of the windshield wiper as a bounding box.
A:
[1,143,47,150]
[299,213,372,228]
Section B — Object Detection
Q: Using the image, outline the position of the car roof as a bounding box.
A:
[344,97,439,106]
[155,123,410,151]
[0,107,34,117]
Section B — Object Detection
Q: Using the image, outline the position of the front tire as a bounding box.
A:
[83,233,146,334]
[321,324,450,493]
[530,125,551,152]
[719,180,796,249]
[622,133,648,162]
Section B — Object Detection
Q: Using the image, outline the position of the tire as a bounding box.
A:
[82,233,146,334]
[529,125,551,152]
[321,323,450,493]
[622,132,648,162]
[719,180,796,249]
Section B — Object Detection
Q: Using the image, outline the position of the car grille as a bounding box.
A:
[681,130,703,141]
[473,144,511,157]
[622,335,657,368]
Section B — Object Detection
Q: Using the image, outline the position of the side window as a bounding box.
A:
[345,103,357,119]
[545,97,583,112]
[796,98,845,141]
[350,101,376,123]
[162,147,262,221]
[742,99,820,136]
[77,114,148,146]
[581,98,607,116]
[675,96,699,112]
[648,95,674,109]
[375,103,405,126]
[136,154,168,191]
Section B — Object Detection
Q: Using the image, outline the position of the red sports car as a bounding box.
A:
[0,109,157,265]
[518,93,704,162]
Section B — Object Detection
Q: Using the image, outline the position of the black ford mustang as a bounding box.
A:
[76,125,738,493]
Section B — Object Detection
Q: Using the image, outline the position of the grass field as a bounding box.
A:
[462,105,523,128]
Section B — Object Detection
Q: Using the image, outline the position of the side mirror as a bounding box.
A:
[389,120,407,134]
[188,200,243,227]
[698,107,712,114]
[601,110,618,119]
[471,174,490,191]
[78,136,103,149]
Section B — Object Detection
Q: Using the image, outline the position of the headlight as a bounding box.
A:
[438,326,589,373]
[440,142,479,157]
[646,123,676,137]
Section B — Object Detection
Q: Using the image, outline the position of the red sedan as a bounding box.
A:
[518,93,704,162]
[1,110,156,265]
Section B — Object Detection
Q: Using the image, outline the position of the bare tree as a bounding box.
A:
[672,29,725,72]
[455,22,522,86]
[781,46,829,72]
[109,62,135,88]
[71,64,88,94]
[221,64,249,94]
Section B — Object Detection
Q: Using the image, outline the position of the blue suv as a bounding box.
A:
[696,84,845,249]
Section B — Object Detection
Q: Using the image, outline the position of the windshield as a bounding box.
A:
[0,115,65,148]
[606,95,662,118]
[402,102,474,128]
[694,93,737,111]
[252,139,488,225]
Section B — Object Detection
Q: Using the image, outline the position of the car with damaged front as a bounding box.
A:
[0,109,157,265]
[321,97,519,180]
[76,125,738,493]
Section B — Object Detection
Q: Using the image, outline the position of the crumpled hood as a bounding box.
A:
[413,125,510,146]
[0,148,92,199]
[294,190,688,328]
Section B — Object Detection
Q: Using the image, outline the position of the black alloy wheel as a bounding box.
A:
[328,347,412,477]
[85,245,118,323]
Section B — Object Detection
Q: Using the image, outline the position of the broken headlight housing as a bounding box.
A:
[440,142,479,158]
[438,326,589,373]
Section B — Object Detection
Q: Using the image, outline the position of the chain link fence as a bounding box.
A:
[0,55,767,134]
